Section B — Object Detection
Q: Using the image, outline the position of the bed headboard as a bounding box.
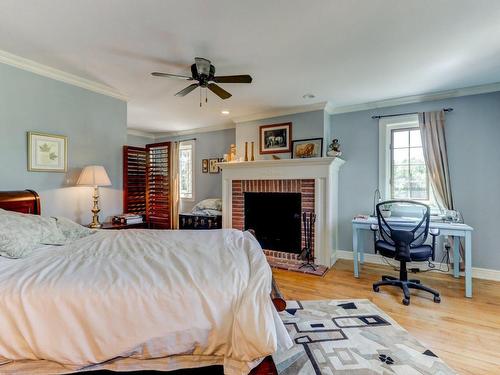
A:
[0,190,41,215]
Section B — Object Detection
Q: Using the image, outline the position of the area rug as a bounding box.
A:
[273,299,456,374]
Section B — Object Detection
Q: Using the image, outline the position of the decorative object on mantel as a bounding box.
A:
[229,143,237,161]
[259,122,292,154]
[271,155,281,160]
[202,159,209,173]
[327,138,342,157]
[208,158,220,173]
[244,141,248,161]
[76,165,112,228]
[27,131,67,172]
[251,141,255,161]
[299,212,317,271]
[292,138,323,159]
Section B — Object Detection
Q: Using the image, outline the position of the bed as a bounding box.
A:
[0,190,291,375]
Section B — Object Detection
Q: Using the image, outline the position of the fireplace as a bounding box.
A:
[244,192,302,253]
[219,158,344,267]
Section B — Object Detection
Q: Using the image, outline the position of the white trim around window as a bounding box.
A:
[179,140,195,202]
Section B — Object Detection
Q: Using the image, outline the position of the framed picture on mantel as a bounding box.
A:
[259,122,292,154]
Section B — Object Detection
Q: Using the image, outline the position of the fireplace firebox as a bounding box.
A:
[244,192,302,253]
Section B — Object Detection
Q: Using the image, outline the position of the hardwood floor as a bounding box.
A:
[273,259,500,375]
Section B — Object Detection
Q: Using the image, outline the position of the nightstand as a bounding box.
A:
[96,222,148,230]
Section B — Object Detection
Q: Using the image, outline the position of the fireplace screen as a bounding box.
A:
[244,192,302,253]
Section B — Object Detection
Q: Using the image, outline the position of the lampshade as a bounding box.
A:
[77,165,112,187]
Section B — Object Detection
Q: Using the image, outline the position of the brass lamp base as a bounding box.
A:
[89,186,102,228]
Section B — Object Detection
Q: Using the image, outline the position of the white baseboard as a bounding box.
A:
[334,250,500,282]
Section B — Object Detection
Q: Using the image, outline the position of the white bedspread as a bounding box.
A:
[0,229,291,374]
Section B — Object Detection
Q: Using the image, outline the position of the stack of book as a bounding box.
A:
[112,214,144,225]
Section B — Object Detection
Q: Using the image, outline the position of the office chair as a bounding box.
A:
[370,200,441,306]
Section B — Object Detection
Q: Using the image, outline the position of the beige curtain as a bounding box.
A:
[418,110,454,210]
[170,141,180,229]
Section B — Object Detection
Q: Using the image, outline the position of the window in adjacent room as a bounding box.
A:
[179,140,194,200]
[379,114,434,204]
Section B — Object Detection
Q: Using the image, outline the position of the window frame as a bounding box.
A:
[179,140,195,201]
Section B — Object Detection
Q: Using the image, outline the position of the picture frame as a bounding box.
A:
[259,122,292,154]
[27,131,68,172]
[202,159,209,173]
[208,158,220,174]
[291,138,323,159]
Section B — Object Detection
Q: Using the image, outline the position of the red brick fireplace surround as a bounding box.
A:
[231,179,315,261]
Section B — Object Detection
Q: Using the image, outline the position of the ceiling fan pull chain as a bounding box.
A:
[199,88,202,107]
[205,87,208,103]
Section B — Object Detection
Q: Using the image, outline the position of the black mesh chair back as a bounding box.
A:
[376,200,430,249]
[372,200,440,305]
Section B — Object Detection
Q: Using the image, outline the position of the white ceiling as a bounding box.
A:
[1,0,500,133]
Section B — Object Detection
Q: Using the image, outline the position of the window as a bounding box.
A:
[179,141,194,200]
[391,128,428,200]
[379,114,434,205]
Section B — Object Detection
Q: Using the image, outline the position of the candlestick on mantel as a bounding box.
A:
[244,142,248,161]
[251,141,255,161]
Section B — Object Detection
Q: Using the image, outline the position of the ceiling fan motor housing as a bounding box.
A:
[191,64,215,87]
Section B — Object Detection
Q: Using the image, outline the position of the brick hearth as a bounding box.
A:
[231,179,315,258]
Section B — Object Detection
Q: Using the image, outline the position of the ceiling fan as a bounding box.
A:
[151,57,252,106]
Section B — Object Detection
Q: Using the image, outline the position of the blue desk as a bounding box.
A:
[352,217,474,298]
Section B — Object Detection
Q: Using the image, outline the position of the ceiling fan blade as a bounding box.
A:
[208,83,232,99]
[175,83,199,97]
[213,75,252,84]
[151,72,193,80]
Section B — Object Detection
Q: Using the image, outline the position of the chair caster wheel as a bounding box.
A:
[434,296,441,303]
[373,285,379,292]
[402,298,410,306]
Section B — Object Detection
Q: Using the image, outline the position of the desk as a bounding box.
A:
[352,217,474,298]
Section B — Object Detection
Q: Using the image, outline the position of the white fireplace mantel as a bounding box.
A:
[218,157,345,267]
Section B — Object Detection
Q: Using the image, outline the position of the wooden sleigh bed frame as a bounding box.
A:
[0,190,284,375]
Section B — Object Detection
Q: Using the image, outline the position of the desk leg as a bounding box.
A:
[465,231,472,298]
[353,227,359,278]
[359,233,364,264]
[453,236,460,278]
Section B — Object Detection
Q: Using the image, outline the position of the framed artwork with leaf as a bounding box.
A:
[27,132,67,172]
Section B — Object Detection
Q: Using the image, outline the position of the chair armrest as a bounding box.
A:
[429,228,440,236]
[370,224,379,232]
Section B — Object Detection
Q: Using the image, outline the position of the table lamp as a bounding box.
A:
[77,165,112,228]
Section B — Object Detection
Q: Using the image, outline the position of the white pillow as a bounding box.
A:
[192,198,222,212]
[54,217,95,241]
[0,209,66,258]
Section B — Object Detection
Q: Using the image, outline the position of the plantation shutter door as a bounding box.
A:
[146,142,172,229]
[123,146,147,215]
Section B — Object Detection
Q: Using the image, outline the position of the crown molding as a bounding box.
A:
[232,101,330,123]
[127,129,157,139]
[0,49,128,102]
[153,122,236,139]
[330,82,500,115]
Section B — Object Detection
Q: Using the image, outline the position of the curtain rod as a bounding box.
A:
[175,137,197,143]
[371,107,453,120]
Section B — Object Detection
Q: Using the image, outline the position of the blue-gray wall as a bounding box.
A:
[127,134,153,147]
[158,128,235,212]
[0,63,127,223]
[331,91,500,270]
[235,110,327,160]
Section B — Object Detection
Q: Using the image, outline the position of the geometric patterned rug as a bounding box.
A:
[273,300,457,374]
